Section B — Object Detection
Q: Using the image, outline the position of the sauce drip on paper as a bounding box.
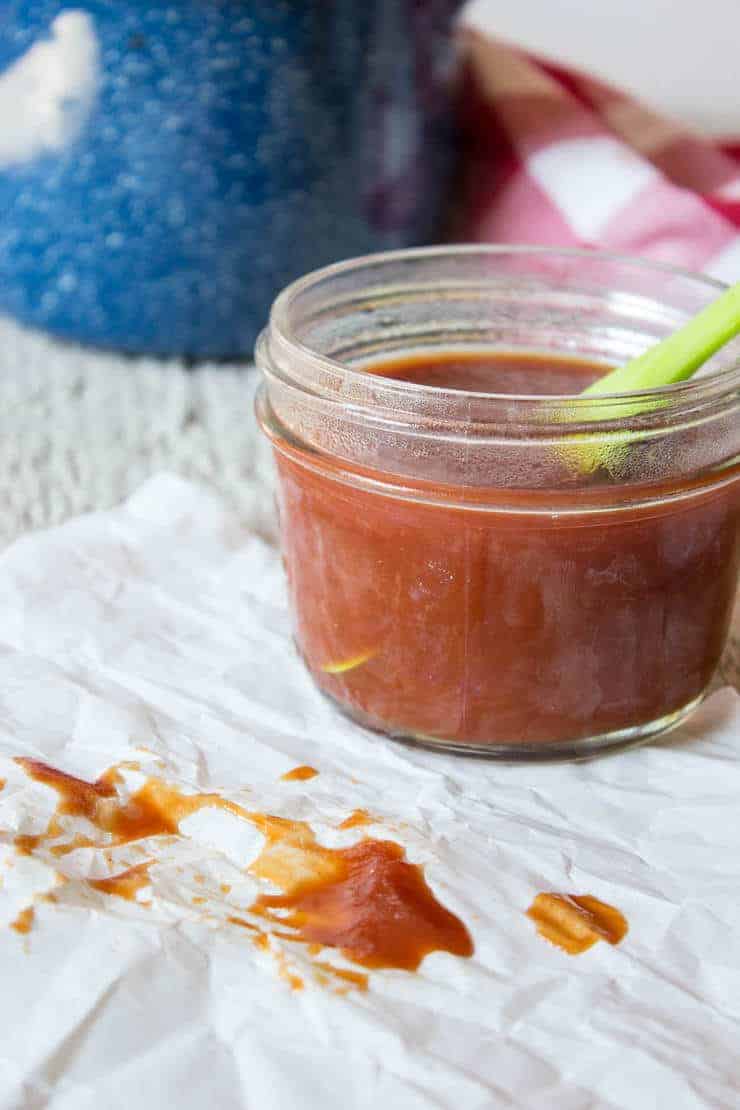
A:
[10,905,34,934]
[280,766,319,782]
[338,809,372,830]
[88,863,153,902]
[526,893,628,954]
[249,814,473,971]
[16,758,246,844]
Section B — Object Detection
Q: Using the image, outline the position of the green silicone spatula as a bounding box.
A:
[566,281,740,474]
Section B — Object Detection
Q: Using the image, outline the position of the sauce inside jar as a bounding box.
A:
[274,351,740,750]
[375,350,603,394]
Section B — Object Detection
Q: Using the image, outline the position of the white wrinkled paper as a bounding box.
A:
[0,474,738,1109]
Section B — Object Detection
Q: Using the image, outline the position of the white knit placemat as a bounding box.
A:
[0,312,737,690]
[0,314,276,541]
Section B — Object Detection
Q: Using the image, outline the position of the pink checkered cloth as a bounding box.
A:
[459,31,740,281]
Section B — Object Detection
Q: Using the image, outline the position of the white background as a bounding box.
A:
[463,0,740,137]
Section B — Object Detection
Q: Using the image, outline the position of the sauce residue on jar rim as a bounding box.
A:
[526,892,628,955]
[10,757,474,986]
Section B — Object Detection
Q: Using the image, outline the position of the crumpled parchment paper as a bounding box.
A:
[0,475,737,1110]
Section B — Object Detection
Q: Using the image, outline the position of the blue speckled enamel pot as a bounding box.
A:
[0,2,460,358]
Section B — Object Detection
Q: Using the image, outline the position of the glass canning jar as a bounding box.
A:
[256,246,740,759]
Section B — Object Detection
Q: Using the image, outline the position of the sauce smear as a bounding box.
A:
[314,961,369,993]
[16,758,248,845]
[339,809,372,830]
[250,817,473,971]
[281,766,319,782]
[13,758,474,982]
[14,834,43,856]
[10,905,35,934]
[527,893,628,955]
[89,863,152,902]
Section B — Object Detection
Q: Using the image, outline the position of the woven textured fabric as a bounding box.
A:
[0,314,276,541]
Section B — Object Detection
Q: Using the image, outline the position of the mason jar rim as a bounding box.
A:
[265,244,740,412]
[257,244,740,505]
